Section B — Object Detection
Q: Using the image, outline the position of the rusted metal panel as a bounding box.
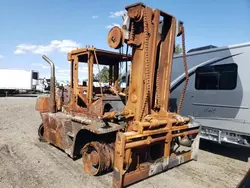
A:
[88,98,103,117]
[35,95,50,113]
[41,112,72,150]
[123,165,150,186]
[42,111,122,135]
[88,51,94,103]
[157,15,177,111]
[73,55,79,108]
[55,86,71,111]
[72,121,122,135]
[68,48,131,64]
[112,128,199,187]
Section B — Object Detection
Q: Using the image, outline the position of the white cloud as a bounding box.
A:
[92,15,98,19]
[56,72,70,77]
[56,72,69,75]
[105,23,121,29]
[14,40,80,55]
[14,49,25,54]
[79,66,88,73]
[31,63,59,69]
[55,72,70,81]
[31,63,49,69]
[47,64,106,82]
[0,55,4,59]
[57,69,70,73]
[78,64,99,74]
[109,10,126,18]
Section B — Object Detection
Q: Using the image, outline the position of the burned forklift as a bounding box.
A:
[35,2,201,188]
[36,47,130,157]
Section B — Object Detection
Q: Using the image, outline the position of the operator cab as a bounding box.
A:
[56,47,131,117]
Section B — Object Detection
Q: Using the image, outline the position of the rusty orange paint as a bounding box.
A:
[35,95,50,113]
[35,2,200,188]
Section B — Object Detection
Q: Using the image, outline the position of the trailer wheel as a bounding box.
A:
[38,123,46,142]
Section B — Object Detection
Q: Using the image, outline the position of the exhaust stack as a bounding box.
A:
[42,54,56,113]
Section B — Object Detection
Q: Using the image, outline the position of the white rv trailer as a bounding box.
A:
[118,42,250,147]
[0,69,39,94]
[170,42,250,147]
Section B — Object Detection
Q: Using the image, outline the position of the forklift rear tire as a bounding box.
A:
[38,123,46,142]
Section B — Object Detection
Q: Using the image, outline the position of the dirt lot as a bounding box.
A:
[0,97,249,188]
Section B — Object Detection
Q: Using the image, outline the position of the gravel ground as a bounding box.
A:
[0,97,249,188]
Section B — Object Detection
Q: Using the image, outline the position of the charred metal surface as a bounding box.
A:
[40,111,122,158]
[68,48,131,65]
[102,95,125,115]
[71,116,93,125]
[41,112,72,150]
[35,2,200,188]
[107,26,124,49]
[112,126,200,187]
[88,98,103,117]
[110,2,201,188]
[71,119,122,135]
[35,95,50,113]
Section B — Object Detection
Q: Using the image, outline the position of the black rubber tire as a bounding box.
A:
[38,123,46,142]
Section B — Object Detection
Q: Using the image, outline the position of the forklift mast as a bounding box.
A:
[106,2,200,187]
[107,2,183,126]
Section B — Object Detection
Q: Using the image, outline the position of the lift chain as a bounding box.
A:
[140,8,150,121]
[155,69,161,108]
[177,25,189,114]
[130,21,135,41]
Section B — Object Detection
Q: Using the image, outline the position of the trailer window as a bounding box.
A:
[195,63,237,90]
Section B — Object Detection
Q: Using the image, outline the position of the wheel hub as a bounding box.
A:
[82,141,115,176]
[90,150,99,166]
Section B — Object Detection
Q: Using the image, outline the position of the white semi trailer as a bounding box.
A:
[0,69,39,94]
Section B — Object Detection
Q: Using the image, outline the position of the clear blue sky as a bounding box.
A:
[0,0,250,80]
